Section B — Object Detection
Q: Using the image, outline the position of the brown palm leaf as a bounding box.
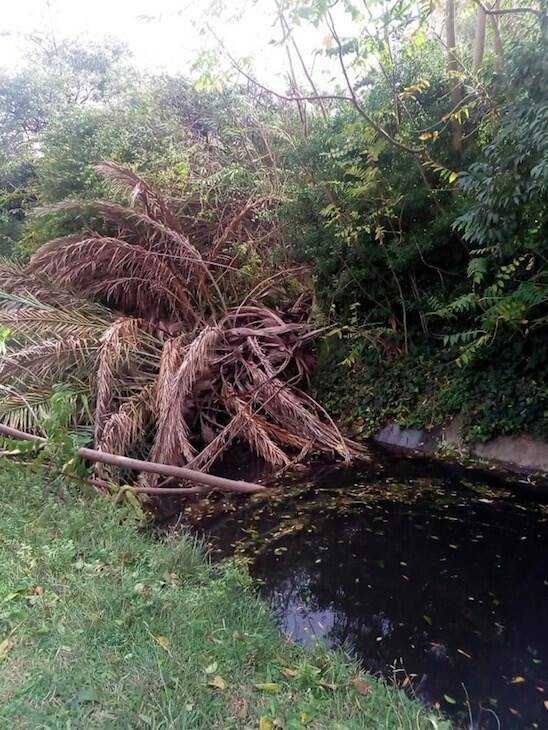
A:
[247,366,351,461]
[223,384,290,468]
[148,335,194,471]
[96,161,182,233]
[95,318,141,442]
[0,302,111,346]
[0,338,97,389]
[28,235,198,323]
[185,413,247,473]
[149,326,221,470]
[0,259,107,312]
[95,385,154,481]
[0,385,92,434]
[36,201,206,279]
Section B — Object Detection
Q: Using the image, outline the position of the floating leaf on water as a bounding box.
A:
[423,615,433,625]
[544,700,548,710]
[457,649,472,659]
[511,676,526,684]
[443,694,457,704]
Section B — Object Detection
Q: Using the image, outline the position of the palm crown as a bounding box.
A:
[0,163,362,483]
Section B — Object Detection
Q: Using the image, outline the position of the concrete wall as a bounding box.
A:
[373,417,548,475]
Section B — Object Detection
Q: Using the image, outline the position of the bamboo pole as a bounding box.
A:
[0,423,266,495]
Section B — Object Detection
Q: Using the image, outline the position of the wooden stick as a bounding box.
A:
[0,423,266,494]
[87,476,212,497]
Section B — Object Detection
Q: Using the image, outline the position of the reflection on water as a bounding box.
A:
[200,453,548,729]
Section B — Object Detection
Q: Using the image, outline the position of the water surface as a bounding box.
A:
[196,452,548,729]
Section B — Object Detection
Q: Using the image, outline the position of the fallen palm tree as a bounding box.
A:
[0,162,367,490]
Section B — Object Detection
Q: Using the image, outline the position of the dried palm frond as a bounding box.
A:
[0,257,24,279]
[36,201,206,279]
[223,385,289,468]
[28,236,198,323]
[0,300,111,345]
[95,318,140,442]
[246,366,351,462]
[150,326,221,470]
[185,413,247,473]
[148,335,194,473]
[0,162,368,489]
[96,161,182,232]
[0,261,105,312]
[0,337,97,388]
[95,385,154,481]
[0,386,92,434]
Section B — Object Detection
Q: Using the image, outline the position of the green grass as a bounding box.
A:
[0,463,449,729]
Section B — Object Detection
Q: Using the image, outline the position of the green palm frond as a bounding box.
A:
[0,338,99,388]
[0,295,112,345]
[0,385,93,433]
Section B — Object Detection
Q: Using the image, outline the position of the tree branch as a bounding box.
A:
[325,11,423,155]
[208,21,423,156]
[471,0,541,17]
[0,423,266,494]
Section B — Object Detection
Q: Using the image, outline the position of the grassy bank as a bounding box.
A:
[0,463,448,729]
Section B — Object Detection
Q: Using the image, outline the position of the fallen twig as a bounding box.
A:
[0,423,266,494]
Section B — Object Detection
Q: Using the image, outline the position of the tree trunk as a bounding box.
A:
[473,5,487,72]
[490,0,504,71]
[446,0,463,156]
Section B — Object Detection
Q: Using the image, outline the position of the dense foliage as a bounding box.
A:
[0,0,546,453]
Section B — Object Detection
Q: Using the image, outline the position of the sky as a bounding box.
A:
[0,0,348,92]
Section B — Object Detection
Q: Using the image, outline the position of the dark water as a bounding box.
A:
[192,452,548,729]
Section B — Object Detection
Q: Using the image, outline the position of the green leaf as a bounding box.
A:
[75,687,99,704]
[254,682,280,693]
